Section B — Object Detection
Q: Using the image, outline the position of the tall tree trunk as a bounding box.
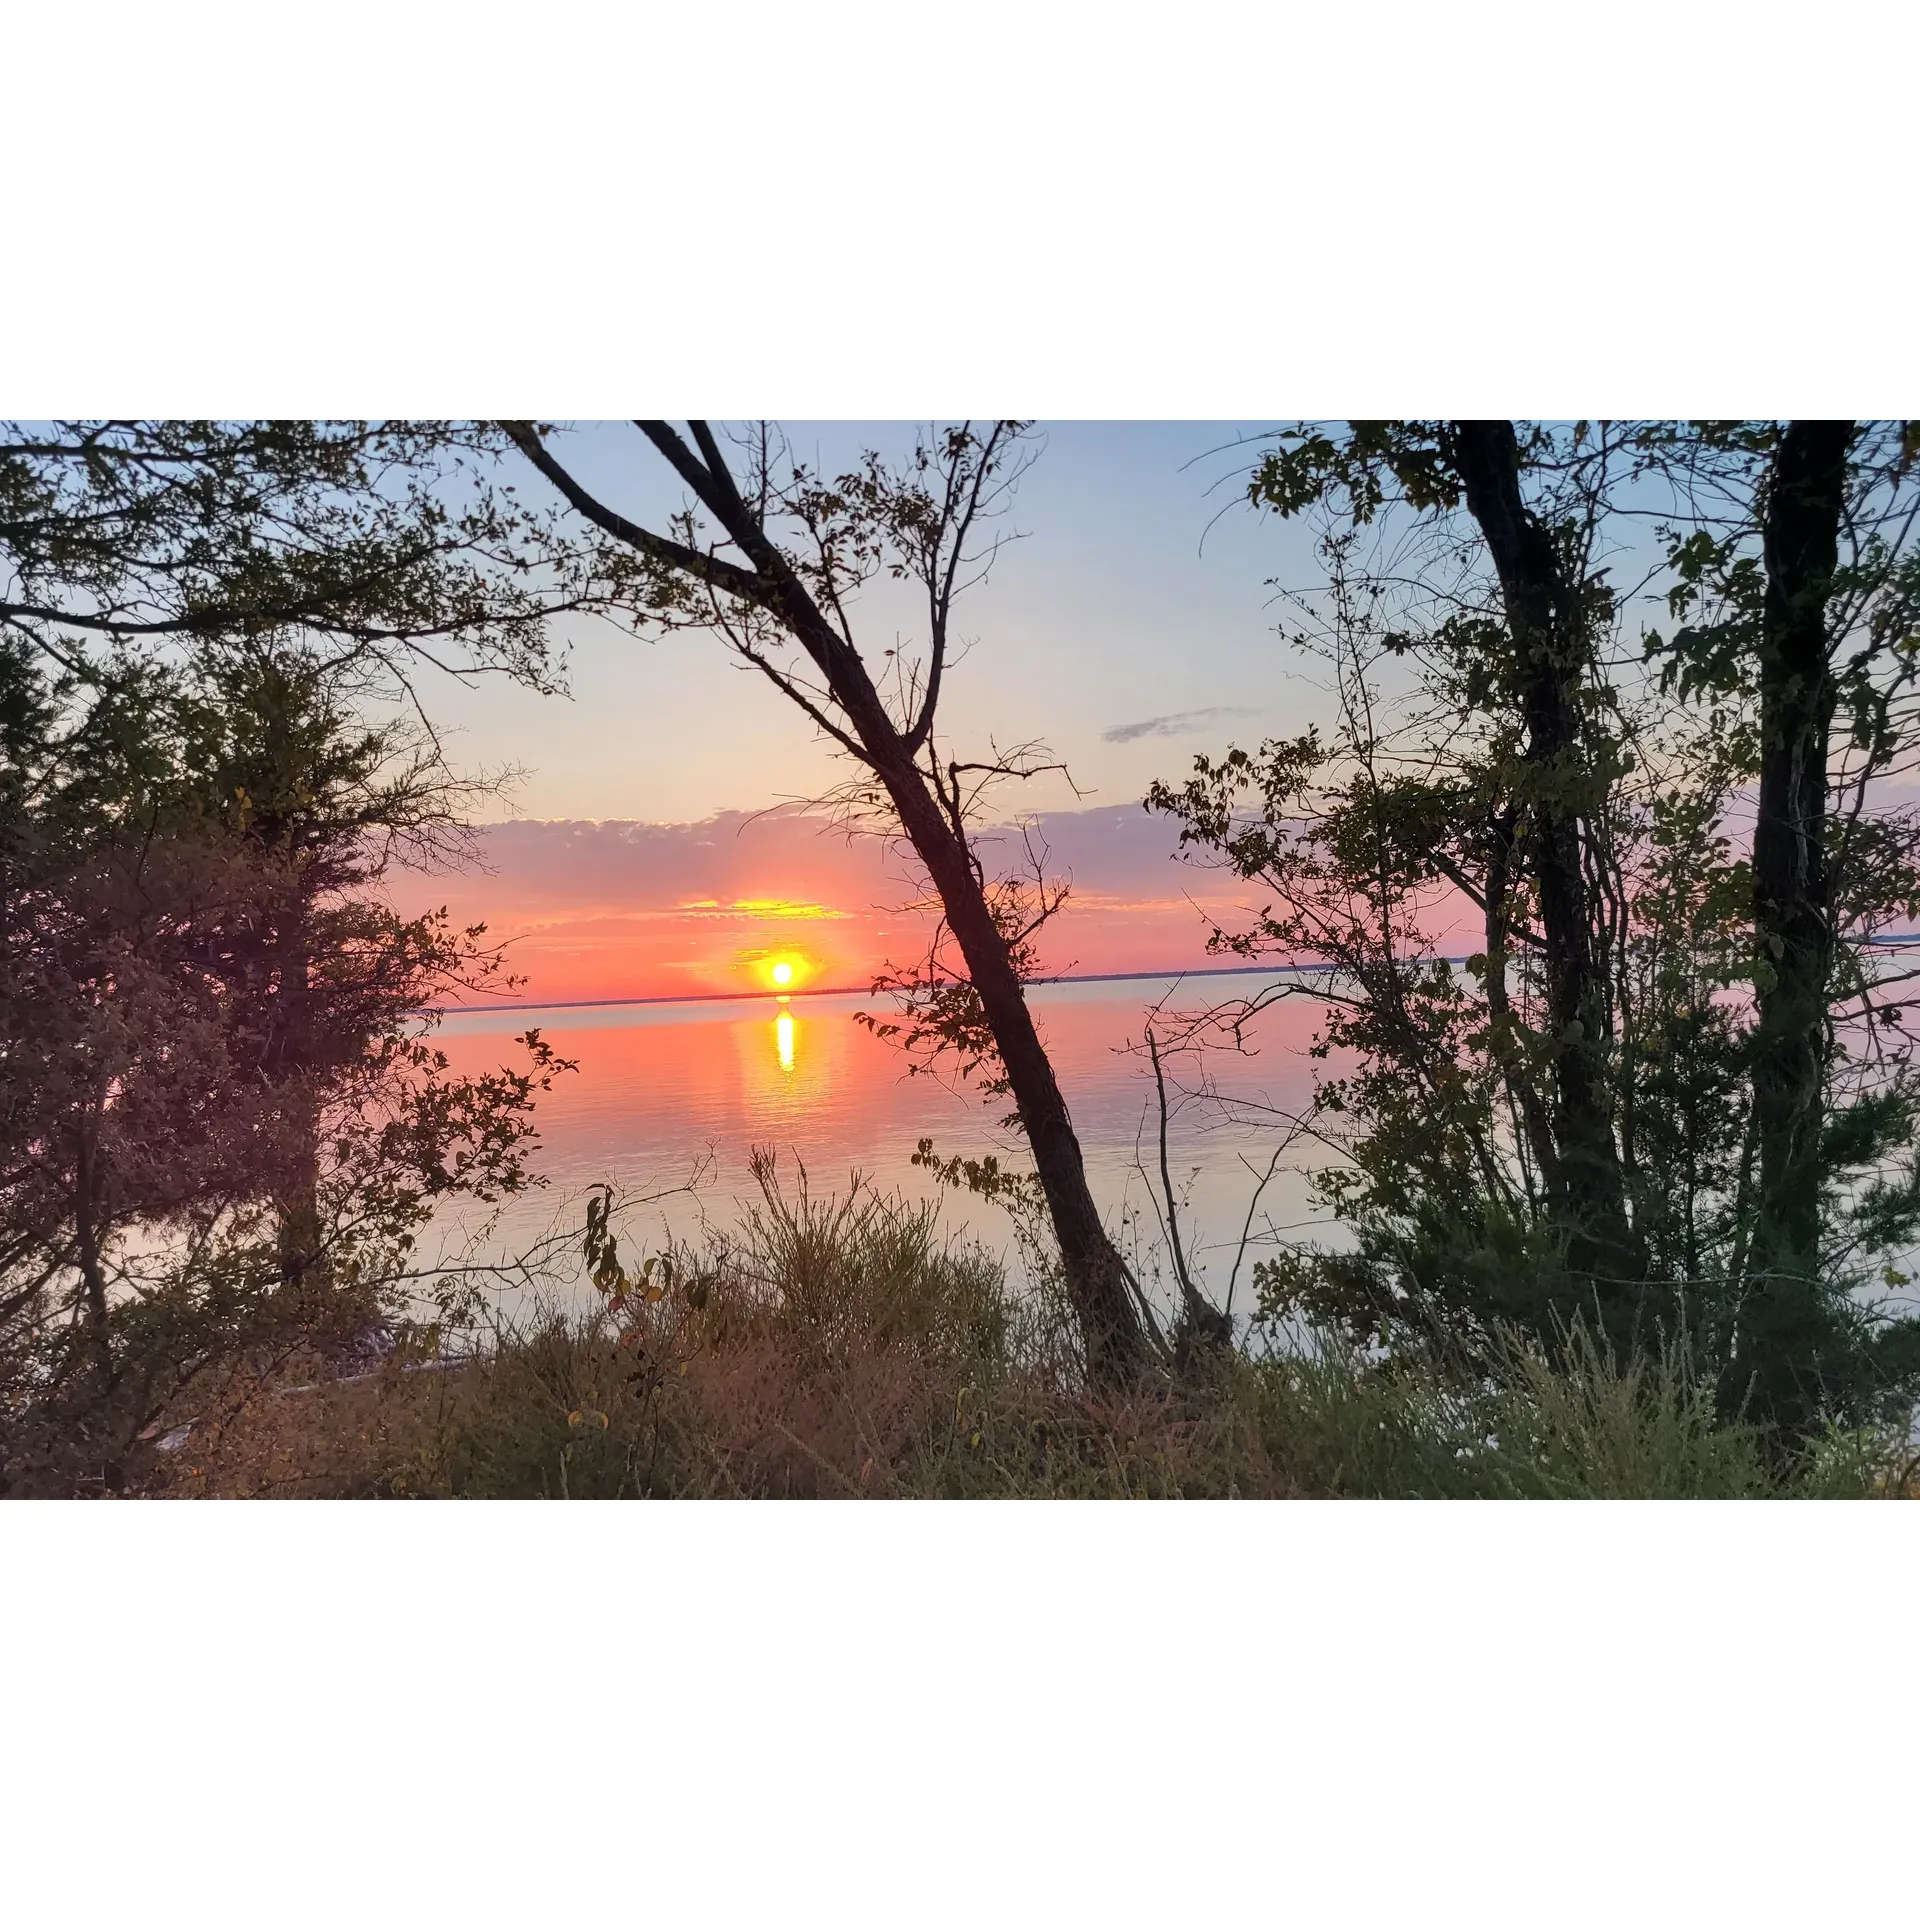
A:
[1744,419,1852,1426]
[873,745,1154,1383]
[1450,420,1635,1289]
[273,912,323,1290]
[73,1112,113,1392]
[1483,801,1561,1208]
[274,1086,323,1289]
[249,745,326,1292]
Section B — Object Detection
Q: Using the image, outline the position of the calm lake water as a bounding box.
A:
[428,971,1334,1319]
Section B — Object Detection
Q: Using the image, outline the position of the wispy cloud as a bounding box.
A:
[1102,706,1259,745]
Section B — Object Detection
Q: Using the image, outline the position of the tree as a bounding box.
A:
[0,642,261,1378]
[1229,422,1642,1291]
[0,420,592,692]
[501,421,1153,1381]
[0,634,576,1490]
[1448,422,1634,1280]
[0,420,602,1488]
[1647,420,1920,1426]
[1746,422,1855,1409]
[1150,420,1920,1435]
[172,633,502,1288]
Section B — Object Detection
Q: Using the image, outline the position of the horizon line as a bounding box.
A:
[426,961,1334,1019]
[429,932,1920,1020]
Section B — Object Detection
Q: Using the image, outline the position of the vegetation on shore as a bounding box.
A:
[7,417,1920,1495]
[107,1162,1917,1500]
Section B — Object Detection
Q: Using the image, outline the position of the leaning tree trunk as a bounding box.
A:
[1450,420,1636,1296]
[1744,419,1852,1430]
[750,589,1154,1384]
[874,746,1154,1384]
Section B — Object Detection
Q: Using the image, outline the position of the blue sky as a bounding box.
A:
[430,421,1333,824]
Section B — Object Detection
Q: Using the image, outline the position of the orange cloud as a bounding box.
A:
[675,898,851,920]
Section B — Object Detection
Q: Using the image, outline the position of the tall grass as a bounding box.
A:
[1253,1327,1776,1498]
[141,1158,1914,1499]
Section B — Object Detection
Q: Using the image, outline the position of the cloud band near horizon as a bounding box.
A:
[383,802,1295,1006]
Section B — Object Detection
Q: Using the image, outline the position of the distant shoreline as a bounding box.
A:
[432,931,1920,1019]
[426,960,1341,1020]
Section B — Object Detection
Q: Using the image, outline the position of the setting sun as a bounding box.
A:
[754,948,814,993]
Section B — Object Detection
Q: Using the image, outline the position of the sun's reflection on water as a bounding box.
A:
[432,974,1327,1289]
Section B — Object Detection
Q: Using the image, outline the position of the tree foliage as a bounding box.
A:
[1150,420,1920,1435]
[0,423,589,1492]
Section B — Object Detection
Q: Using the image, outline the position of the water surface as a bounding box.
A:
[430,972,1333,1317]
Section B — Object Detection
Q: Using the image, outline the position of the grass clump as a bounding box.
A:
[1252,1327,1778,1499]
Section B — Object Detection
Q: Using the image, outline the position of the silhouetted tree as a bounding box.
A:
[1152,419,1920,1435]
[503,422,1153,1381]
[0,420,597,1488]
[1649,420,1920,1427]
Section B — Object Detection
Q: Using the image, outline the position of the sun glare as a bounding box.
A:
[775,1012,795,1073]
[758,950,812,994]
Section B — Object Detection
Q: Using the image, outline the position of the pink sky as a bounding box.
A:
[388,798,1497,1009]
[387,426,1339,1005]
[388,425,1672,1009]
[387,803,1268,1007]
